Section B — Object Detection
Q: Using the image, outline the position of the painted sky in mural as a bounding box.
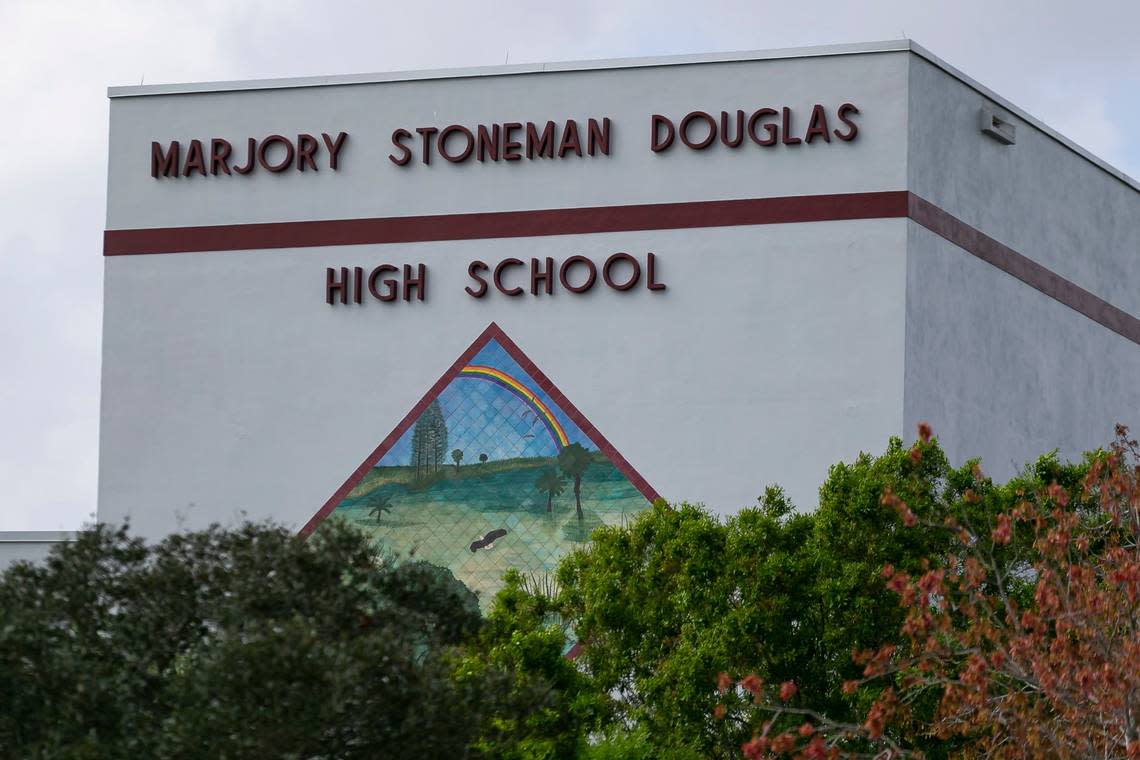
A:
[379,339,586,465]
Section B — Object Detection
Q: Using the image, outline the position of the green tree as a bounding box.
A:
[721,430,1105,758]
[557,500,757,757]
[535,467,567,513]
[0,520,487,759]
[479,453,488,465]
[457,569,610,759]
[452,448,464,470]
[553,437,969,757]
[4,434,1106,759]
[557,443,592,521]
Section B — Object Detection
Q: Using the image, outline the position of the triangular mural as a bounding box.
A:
[301,323,658,607]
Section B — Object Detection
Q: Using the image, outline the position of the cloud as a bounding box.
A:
[1036,91,1126,171]
[0,1,256,530]
[1,0,1137,529]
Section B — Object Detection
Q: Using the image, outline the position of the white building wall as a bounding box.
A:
[105,52,909,229]
[906,54,1140,315]
[96,43,1139,538]
[903,223,1140,479]
[0,532,77,569]
[904,55,1140,475]
[100,49,916,535]
[99,219,908,537]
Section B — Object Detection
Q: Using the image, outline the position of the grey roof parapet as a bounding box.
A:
[0,531,81,543]
[107,40,912,98]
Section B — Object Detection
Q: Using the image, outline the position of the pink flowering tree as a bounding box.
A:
[722,425,1140,758]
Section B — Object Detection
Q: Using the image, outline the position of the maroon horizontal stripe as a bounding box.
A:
[102,189,1140,347]
[102,191,909,255]
[907,194,1140,346]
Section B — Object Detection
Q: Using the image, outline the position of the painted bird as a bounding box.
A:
[469,528,508,553]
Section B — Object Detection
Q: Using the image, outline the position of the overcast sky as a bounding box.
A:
[2,0,1137,531]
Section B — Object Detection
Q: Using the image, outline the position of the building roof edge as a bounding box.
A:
[906,41,1139,194]
[106,39,910,98]
[105,39,1139,195]
[0,531,81,543]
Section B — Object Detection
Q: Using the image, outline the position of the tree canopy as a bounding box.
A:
[553,436,965,757]
[4,429,1135,758]
[0,520,490,759]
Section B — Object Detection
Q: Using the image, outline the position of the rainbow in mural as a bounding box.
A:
[458,365,570,449]
[322,324,655,607]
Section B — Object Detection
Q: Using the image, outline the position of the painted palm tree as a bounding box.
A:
[366,493,393,524]
[535,468,566,513]
[557,443,592,521]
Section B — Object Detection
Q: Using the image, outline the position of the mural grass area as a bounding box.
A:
[330,334,651,607]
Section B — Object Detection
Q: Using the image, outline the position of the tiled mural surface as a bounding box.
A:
[328,328,653,606]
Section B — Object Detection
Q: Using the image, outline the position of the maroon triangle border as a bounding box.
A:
[299,321,660,537]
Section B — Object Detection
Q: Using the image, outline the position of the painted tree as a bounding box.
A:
[428,401,448,473]
[480,453,488,465]
[452,449,464,470]
[411,414,427,480]
[410,401,448,479]
[557,443,592,521]
[366,493,393,523]
[535,467,567,513]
